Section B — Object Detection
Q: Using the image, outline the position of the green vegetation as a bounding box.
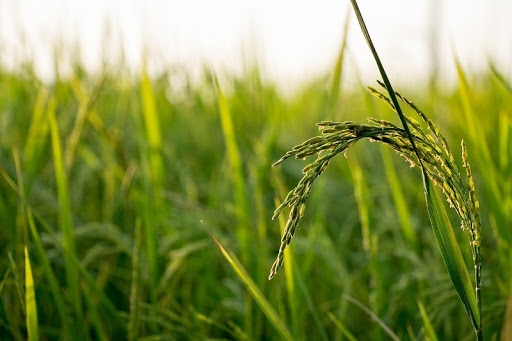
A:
[0,38,511,339]
[270,3,486,339]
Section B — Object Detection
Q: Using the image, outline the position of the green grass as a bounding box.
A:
[0,43,510,340]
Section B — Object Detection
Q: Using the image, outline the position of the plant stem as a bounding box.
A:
[348,0,424,171]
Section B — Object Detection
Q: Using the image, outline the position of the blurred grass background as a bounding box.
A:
[0,48,511,340]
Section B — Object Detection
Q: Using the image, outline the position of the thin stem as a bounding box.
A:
[348,0,425,174]
[475,253,482,340]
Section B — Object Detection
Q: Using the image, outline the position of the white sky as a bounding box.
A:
[1,0,511,89]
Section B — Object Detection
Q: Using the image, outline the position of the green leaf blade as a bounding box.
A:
[424,177,480,331]
[25,246,39,341]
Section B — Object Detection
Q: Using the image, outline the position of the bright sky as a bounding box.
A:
[1,0,511,89]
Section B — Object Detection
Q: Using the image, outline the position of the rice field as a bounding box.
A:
[0,27,511,340]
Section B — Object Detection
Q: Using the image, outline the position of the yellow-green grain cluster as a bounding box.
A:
[269,84,482,311]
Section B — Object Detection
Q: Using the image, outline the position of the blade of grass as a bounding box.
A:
[328,8,350,112]
[498,111,509,174]
[12,149,73,337]
[23,87,50,190]
[343,294,399,341]
[213,75,254,337]
[48,95,84,329]
[8,252,25,317]
[327,311,357,341]
[140,67,165,189]
[417,298,438,341]
[205,224,293,341]
[425,182,480,333]
[501,279,512,341]
[140,68,163,294]
[213,75,249,258]
[26,207,72,336]
[381,147,416,247]
[490,62,512,95]
[64,74,105,170]
[24,246,39,341]
[348,156,383,325]
[128,219,142,341]
[82,282,108,341]
[456,60,506,241]
[293,265,330,341]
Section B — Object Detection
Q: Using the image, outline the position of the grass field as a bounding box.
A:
[0,44,511,340]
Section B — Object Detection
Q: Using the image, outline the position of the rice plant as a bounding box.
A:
[270,1,483,339]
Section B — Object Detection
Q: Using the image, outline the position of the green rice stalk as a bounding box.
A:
[140,68,165,189]
[269,103,483,334]
[269,23,484,335]
[23,88,50,190]
[48,96,84,329]
[140,68,164,294]
[213,74,253,336]
[456,61,506,244]
[293,266,330,341]
[498,112,509,173]
[425,180,479,331]
[24,246,39,341]
[490,62,512,95]
[417,299,438,341]
[501,279,512,339]
[328,8,350,112]
[128,220,142,341]
[8,252,25,317]
[64,75,105,170]
[381,146,416,247]
[327,311,357,341]
[82,282,108,341]
[348,156,384,326]
[26,207,71,336]
[343,294,400,341]
[206,226,293,341]
[12,150,72,336]
[213,75,250,256]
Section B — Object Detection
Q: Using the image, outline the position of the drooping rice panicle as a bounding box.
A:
[270,85,483,314]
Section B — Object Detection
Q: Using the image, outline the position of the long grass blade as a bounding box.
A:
[490,62,512,95]
[327,311,357,341]
[48,96,84,328]
[501,279,512,341]
[206,225,293,341]
[140,67,165,188]
[213,74,254,336]
[343,294,400,341]
[213,75,249,253]
[417,299,438,341]
[328,8,350,112]
[24,246,39,341]
[12,150,73,337]
[23,88,50,188]
[424,181,480,333]
[381,147,416,247]
[26,208,72,336]
[128,220,142,341]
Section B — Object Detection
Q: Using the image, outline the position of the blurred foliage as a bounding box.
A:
[0,58,510,340]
